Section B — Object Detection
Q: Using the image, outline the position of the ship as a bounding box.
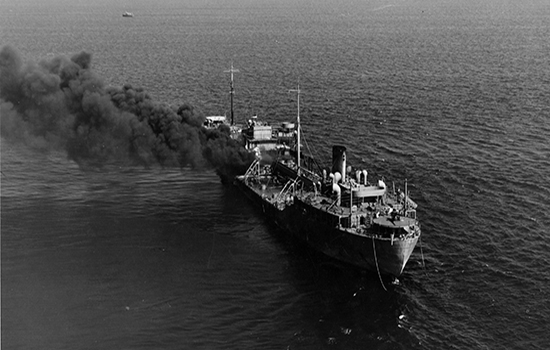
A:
[122,12,134,18]
[234,87,421,277]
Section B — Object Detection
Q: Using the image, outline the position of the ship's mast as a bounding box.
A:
[289,85,301,175]
[404,179,408,213]
[224,63,239,125]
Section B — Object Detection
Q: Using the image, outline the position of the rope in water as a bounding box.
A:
[419,231,426,270]
[372,236,387,291]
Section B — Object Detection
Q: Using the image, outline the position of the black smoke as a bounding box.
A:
[0,45,254,180]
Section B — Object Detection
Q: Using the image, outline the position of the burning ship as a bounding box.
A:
[234,87,421,277]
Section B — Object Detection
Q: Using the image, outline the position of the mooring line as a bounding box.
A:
[207,231,215,269]
[372,236,387,291]
[419,233,426,271]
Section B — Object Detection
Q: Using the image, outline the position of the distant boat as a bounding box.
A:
[122,12,134,18]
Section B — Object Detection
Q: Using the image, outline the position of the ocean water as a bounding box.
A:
[2,0,550,349]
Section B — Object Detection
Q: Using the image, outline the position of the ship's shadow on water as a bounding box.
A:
[221,185,422,349]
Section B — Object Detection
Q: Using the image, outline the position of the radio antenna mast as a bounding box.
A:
[289,85,301,175]
[224,63,239,125]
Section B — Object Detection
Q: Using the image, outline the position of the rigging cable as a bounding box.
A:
[300,126,324,173]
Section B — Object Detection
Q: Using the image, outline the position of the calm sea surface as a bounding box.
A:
[2,0,550,349]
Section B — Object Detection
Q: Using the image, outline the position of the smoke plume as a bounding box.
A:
[0,45,254,181]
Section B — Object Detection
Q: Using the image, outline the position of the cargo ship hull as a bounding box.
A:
[235,174,419,277]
